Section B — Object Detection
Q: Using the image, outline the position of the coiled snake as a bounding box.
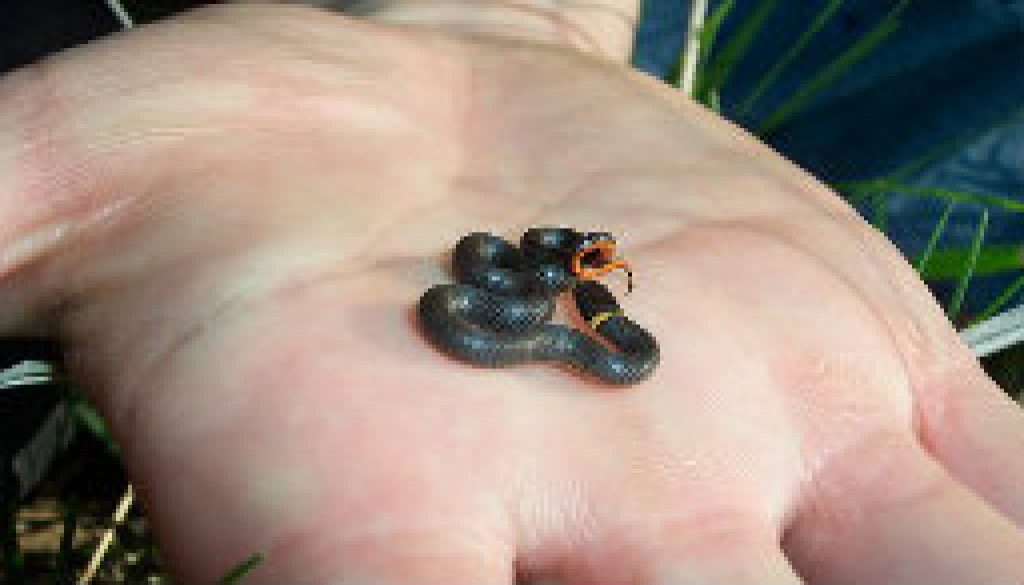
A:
[417,227,659,385]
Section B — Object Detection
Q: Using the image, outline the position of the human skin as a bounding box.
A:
[1,2,1022,583]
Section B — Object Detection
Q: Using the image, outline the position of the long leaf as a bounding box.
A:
[697,0,779,102]
[871,191,888,234]
[947,208,989,321]
[686,0,735,93]
[668,0,728,87]
[840,181,1024,213]
[975,275,1024,324]
[71,398,119,456]
[758,0,912,135]
[918,244,1023,280]
[915,199,956,274]
[736,0,845,117]
[699,0,738,64]
[217,553,265,585]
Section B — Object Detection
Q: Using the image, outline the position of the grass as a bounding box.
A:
[755,0,912,136]
[2,1,1023,583]
[946,208,989,322]
[734,0,845,118]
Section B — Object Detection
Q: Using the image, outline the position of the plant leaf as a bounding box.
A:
[915,199,956,274]
[699,0,738,64]
[736,0,845,117]
[975,274,1024,324]
[217,552,265,585]
[839,180,1024,213]
[697,0,779,102]
[758,0,912,135]
[919,244,1023,280]
[947,208,989,321]
[871,191,888,234]
[71,398,119,456]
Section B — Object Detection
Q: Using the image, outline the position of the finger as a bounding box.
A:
[259,535,515,584]
[575,516,803,584]
[826,217,1024,526]
[913,354,1024,526]
[645,536,802,584]
[786,433,1024,584]
[336,0,640,62]
[170,525,516,584]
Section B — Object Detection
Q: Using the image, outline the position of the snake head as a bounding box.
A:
[571,232,634,293]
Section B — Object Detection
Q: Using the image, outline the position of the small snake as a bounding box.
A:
[417,227,659,385]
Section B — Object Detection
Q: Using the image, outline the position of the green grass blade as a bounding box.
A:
[914,199,956,274]
[697,0,779,102]
[667,0,732,87]
[688,0,737,91]
[871,191,888,234]
[699,0,738,64]
[947,208,989,321]
[217,552,265,585]
[974,274,1024,324]
[707,87,723,113]
[918,244,1023,280]
[71,398,120,456]
[839,180,1024,213]
[758,0,912,135]
[736,0,845,117]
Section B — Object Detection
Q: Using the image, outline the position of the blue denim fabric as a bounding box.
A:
[631,0,1024,316]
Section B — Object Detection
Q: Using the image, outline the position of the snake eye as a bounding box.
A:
[570,235,633,292]
[579,247,607,268]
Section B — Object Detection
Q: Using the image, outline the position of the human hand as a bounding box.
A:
[1,3,1021,582]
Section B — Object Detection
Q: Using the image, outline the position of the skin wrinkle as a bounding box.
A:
[7,61,73,206]
[770,170,947,397]
[507,130,758,229]
[515,474,601,569]
[912,357,1019,516]
[757,183,929,411]
[495,1,606,57]
[834,217,935,362]
[614,505,787,582]
[779,277,914,492]
[357,0,613,56]
[52,28,464,422]
[506,1,640,59]
[679,219,916,521]
[784,430,954,582]
[576,176,815,226]
[821,226,968,496]
[4,62,123,278]
[111,244,447,437]
[6,40,374,285]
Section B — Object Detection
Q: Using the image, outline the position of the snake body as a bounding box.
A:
[417,228,659,385]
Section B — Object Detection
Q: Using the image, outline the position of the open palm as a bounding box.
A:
[1,3,1021,583]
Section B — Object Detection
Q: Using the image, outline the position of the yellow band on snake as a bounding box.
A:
[588,310,624,329]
